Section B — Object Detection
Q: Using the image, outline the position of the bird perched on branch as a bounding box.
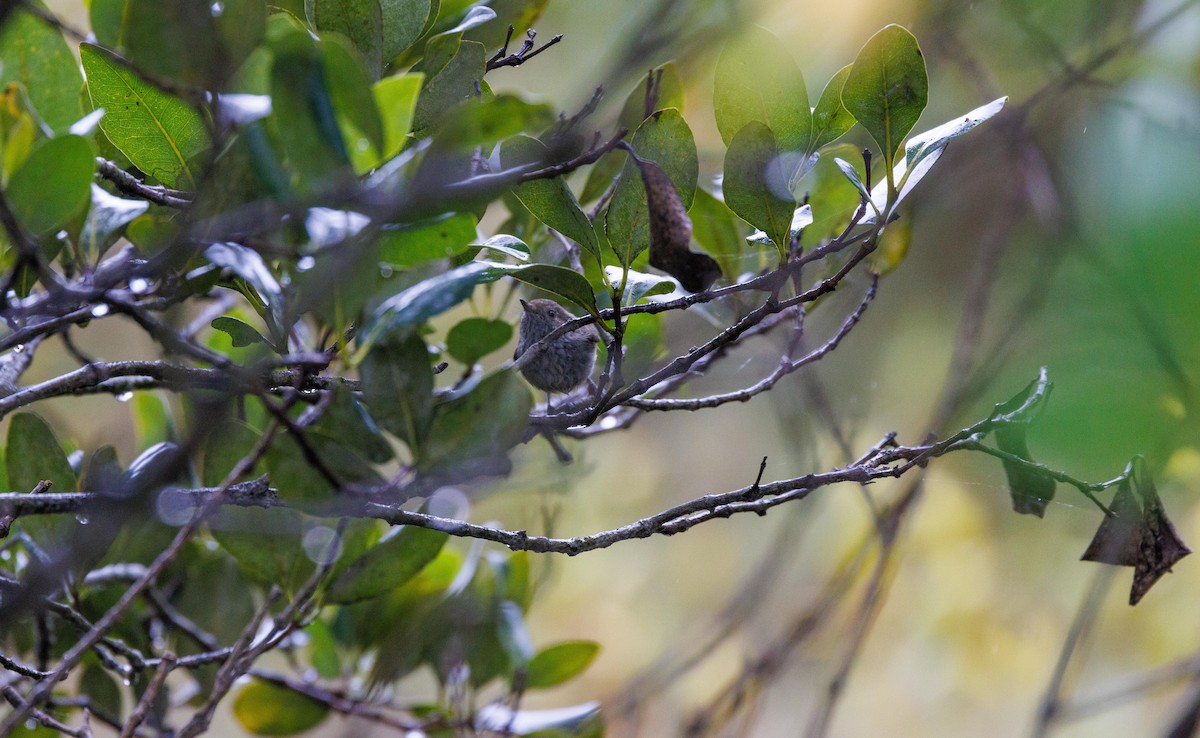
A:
[514,298,599,408]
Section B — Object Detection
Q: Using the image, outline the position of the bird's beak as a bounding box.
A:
[519,299,532,312]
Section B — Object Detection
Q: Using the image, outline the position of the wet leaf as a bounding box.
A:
[714,25,810,153]
[360,332,435,447]
[447,317,514,365]
[502,135,602,266]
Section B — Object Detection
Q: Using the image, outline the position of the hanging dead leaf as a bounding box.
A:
[1129,460,1191,605]
[1080,482,1141,567]
[624,145,721,292]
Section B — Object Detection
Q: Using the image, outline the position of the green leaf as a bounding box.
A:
[714,25,810,153]
[411,38,486,133]
[841,25,928,171]
[525,641,601,689]
[307,0,384,77]
[809,65,856,152]
[747,204,812,248]
[209,507,312,588]
[0,5,83,131]
[131,393,175,446]
[378,212,479,265]
[6,134,94,234]
[437,95,554,150]
[323,33,385,160]
[447,317,514,365]
[327,525,449,603]
[232,678,330,736]
[360,332,435,447]
[605,109,697,267]
[833,156,872,204]
[211,316,268,348]
[80,663,124,719]
[369,72,424,166]
[800,143,862,249]
[81,184,150,260]
[507,264,599,317]
[417,369,533,478]
[314,386,395,465]
[688,188,742,279]
[381,0,435,60]
[722,121,796,255]
[6,413,76,493]
[361,261,515,353]
[502,135,602,267]
[268,30,351,186]
[618,63,684,131]
[80,43,210,189]
[202,420,261,486]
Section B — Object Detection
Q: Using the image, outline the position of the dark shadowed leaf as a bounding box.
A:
[723,121,796,255]
[448,317,514,365]
[209,507,312,590]
[1129,458,1191,605]
[507,264,598,316]
[688,188,742,279]
[211,317,267,348]
[995,424,1056,517]
[412,38,486,133]
[360,332,435,447]
[417,369,533,478]
[6,413,76,493]
[308,0,384,77]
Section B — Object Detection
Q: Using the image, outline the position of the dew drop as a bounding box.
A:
[14,344,24,352]
[129,277,150,294]
[297,255,316,271]
[116,391,133,402]
[379,264,394,278]
[75,515,89,525]
[91,304,110,318]
[211,1,224,15]
[56,230,68,241]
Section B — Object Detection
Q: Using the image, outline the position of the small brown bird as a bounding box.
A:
[514,298,599,405]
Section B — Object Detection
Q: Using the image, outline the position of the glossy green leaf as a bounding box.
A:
[232,678,330,736]
[714,25,810,153]
[82,184,150,259]
[747,204,812,247]
[360,332,435,447]
[605,109,697,267]
[6,135,94,234]
[6,413,77,493]
[417,369,533,478]
[525,641,600,689]
[307,0,384,76]
[809,65,856,152]
[605,266,675,304]
[327,525,449,603]
[841,25,928,167]
[507,264,599,316]
[447,317,514,365]
[381,0,434,60]
[833,156,872,204]
[722,121,796,255]
[411,38,486,133]
[476,234,530,261]
[688,188,742,279]
[502,135,602,266]
[0,5,84,131]
[81,43,209,189]
[205,242,283,316]
[618,63,684,131]
[362,261,515,353]
[211,316,268,348]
